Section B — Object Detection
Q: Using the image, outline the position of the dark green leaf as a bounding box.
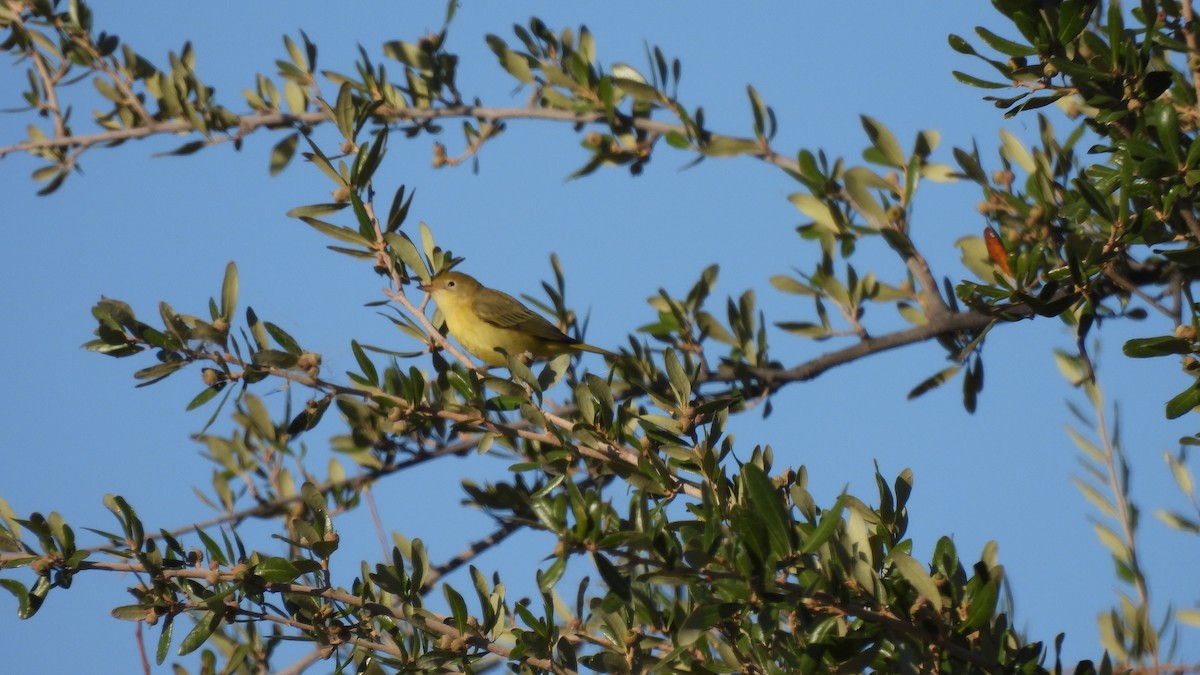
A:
[742,463,792,558]
[269,133,299,175]
[178,610,221,655]
[1166,384,1200,419]
[351,340,378,385]
[255,557,302,583]
[1122,336,1193,358]
[802,494,846,554]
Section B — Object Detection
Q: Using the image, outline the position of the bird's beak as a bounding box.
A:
[417,281,434,292]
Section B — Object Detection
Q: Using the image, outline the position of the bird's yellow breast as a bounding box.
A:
[437,293,568,366]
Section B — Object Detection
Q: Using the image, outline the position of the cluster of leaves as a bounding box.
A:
[951,1,1200,410]
[3,0,1200,673]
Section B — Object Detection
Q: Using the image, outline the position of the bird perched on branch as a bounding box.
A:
[419,271,614,367]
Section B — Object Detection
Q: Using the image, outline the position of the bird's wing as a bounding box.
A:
[474,290,575,344]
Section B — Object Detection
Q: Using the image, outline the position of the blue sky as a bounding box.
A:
[2,2,1197,671]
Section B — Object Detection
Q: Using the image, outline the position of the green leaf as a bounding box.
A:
[1092,522,1127,559]
[742,463,792,558]
[891,551,943,611]
[251,349,299,369]
[383,40,434,71]
[1122,336,1194,358]
[952,70,1009,89]
[592,552,630,601]
[133,360,187,385]
[664,348,691,406]
[444,583,469,634]
[974,27,1036,57]
[385,232,427,278]
[286,203,348,218]
[1166,451,1195,498]
[254,557,302,583]
[1072,477,1117,519]
[677,603,739,648]
[297,216,370,247]
[220,261,238,323]
[265,322,303,355]
[861,115,905,168]
[999,129,1036,173]
[843,167,888,224]
[1166,384,1200,419]
[178,610,220,655]
[961,580,998,633]
[185,385,223,411]
[1179,608,1200,627]
[955,236,997,281]
[155,614,174,665]
[701,136,760,157]
[801,494,846,554]
[0,579,32,619]
[907,365,961,400]
[947,34,978,55]
[351,339,378,386]
[787,193,839,234]
[269,133,299,175]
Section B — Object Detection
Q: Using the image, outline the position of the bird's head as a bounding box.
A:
[418,271,482,306]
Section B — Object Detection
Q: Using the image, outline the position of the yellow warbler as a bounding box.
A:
[418,271,613,366]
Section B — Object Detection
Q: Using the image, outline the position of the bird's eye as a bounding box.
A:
[446,281,456,288]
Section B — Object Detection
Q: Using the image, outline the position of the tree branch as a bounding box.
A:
[2,104,792,173]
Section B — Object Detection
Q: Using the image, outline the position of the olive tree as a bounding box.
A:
[1,1,1198,673]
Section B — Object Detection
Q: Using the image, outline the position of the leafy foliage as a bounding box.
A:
[3,0,1200,673]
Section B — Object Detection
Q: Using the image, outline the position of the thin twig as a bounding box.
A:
[1093,391,1159,670]
[1181,0,1200,118]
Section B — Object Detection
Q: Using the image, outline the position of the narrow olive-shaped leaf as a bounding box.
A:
[186,385,223,411]
[999,129,1036,173]
[538,557,566,592]
[592,552,631,601]
[802,494,847,554]
[861,116,905,168]
[843,167,888,224]
[298,216,370,247]
[1122,336,1194,358]
[961,580,998,633]
[664,348,690,406]
[254,554,302,581]
[264,322,302,355]
[1072,477,1118,519]
[251,349,299,369]
[286,203,348,218]
[444,583,469,634]
[974,27,1036,56]
[947,34,978,55]
[154,613,175,665]
[742,463,792,558]
[952,70,1009,89]
[788,193,839,234]
[133,361,186,384]
[1166,451,1195,498]
[351,340,378,386]
[701,136,760,157]
[1166,384,1200,419]
[385,232,427,278]
[891,551,943,611]
[268,133,299,176]
[178,610,220,655]
[383,40,434,71]
[220,262,238,323]
[907,365,961,400]
[677,603,739,648]
[0,580,31,619]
